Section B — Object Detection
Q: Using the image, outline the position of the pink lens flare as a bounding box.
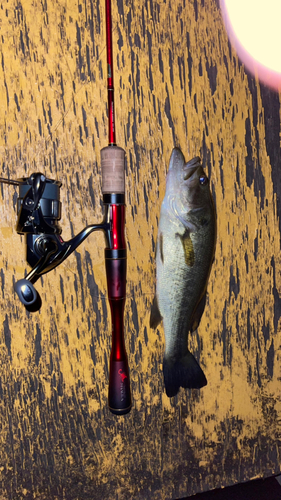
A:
[220,0,281,91]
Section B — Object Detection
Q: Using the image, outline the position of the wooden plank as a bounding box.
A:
[0,0,280,498]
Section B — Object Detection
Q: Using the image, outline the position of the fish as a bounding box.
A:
[150,147,216,397]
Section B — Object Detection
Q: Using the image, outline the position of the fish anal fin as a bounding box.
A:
[190,292,207,332]
[150,295,162,329]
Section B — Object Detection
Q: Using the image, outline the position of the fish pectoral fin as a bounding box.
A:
[190,292,207,332]
[149,295,162,329]
[176,230,195,267]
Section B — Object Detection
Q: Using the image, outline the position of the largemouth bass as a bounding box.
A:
[150,147,216,397]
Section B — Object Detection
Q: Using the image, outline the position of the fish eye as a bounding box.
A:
[199,175,208,186]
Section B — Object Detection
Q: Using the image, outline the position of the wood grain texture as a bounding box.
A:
[0,0,280,499]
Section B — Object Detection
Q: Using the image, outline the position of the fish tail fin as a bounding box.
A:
[163,352,207,398]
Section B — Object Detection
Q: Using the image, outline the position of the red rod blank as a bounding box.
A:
[105,0,116,146]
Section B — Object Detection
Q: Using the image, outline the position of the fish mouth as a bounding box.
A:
[183,166,199,181]
[183,156,202,180]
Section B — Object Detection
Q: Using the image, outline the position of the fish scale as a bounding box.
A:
[150,147,216,397]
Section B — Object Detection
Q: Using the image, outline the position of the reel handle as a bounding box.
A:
[14,279,42,312]
[13,237,58,311]
[14,279,38,306]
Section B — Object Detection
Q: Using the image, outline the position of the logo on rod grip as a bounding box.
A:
[118,369,127,382]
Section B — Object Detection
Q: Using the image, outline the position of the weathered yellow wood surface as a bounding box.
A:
[0,0,281,499]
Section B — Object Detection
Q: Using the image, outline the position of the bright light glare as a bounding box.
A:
[220,0,281,90]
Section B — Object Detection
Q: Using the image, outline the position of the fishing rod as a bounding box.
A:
[101,0,132,415]
[0,0,132,416]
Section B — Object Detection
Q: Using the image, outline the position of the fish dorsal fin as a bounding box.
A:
[190,292,207,332]
[150,295,162,329]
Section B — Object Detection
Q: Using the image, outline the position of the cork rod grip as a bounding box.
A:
[101,146,125,194]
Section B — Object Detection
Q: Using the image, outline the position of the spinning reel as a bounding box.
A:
[0,171,111,312]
